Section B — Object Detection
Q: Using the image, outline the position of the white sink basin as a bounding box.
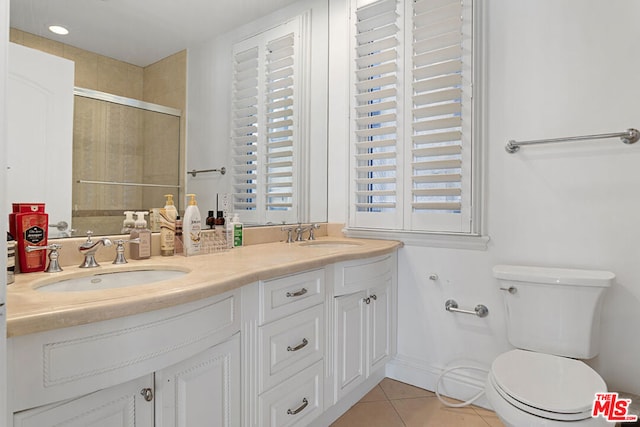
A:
[36,269,188,292]
[299,240,363,248]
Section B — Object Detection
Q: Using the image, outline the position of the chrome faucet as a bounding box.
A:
[79,231,113,268]
[282,223,321,243]
[25,243,63,273]
[295,223,320,241]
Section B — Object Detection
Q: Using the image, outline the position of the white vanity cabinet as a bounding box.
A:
[331,254,397,404]
[13,374,155,427]
[242,269,325,427]
[7,289,241,427]
[155,334,240,427]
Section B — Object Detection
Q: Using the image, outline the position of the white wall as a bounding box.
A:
[328,0,640,399]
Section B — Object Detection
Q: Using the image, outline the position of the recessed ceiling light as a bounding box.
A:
[48,25,69,35]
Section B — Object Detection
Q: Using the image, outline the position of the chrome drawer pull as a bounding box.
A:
[287,398,309,415]
[287,338,309,352]
[286,288,308,298]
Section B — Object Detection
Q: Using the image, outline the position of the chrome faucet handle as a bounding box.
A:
[26,243,63,273]
[307,223,320,241]
[281,226,295,243]
[112,238,140,264]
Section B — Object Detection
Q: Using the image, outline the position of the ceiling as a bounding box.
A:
[10,0,301,67]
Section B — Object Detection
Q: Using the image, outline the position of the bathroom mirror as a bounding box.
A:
[8,0,328,237]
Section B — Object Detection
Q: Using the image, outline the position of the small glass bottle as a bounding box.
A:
[206,210,216,229]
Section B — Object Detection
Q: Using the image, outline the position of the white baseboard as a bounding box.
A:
[385,353,493,410]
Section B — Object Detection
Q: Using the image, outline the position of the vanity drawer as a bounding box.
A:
[333,254,395,296]
[258,360,323,427]
[258,304,324,393]
[260,269,324,324]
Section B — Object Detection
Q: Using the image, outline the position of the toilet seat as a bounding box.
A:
[490,350,606,422]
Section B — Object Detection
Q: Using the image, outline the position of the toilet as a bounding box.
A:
[487,265,614,427]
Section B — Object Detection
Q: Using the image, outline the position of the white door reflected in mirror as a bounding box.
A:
[7,43,74,239]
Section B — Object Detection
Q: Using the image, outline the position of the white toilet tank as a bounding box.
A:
[493,265,614,359]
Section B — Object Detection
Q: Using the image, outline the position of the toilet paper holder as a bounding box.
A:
[445,299,489,318]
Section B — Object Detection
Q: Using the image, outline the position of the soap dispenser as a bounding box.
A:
[121,211,136,234]
[183,194,202,256]
[130,211,151,259]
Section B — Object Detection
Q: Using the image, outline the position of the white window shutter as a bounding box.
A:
[231,47,260,215]
[349,0,474,234]
[231,19,303,224]
[265,34,296,214]
[408,0,472,233]
[351,0,404,229]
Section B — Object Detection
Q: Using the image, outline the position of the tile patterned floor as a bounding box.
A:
[331,378,505,427]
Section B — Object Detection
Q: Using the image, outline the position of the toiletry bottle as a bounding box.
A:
[130,211,151,259]
[160,194,178,256]
[183,194,202,256]
[122,211,136,234]
[159,208,174,256]
[225,215,234,249]
[174,215,183,255]
[164,194,178,219]
[206,210,215,229]
[231,213,243,247]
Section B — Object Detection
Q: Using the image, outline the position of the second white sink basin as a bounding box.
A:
[37,269,188,292]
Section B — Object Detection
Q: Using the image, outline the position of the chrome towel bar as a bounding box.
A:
[505,128,640,153]
[188,167,226,177]
[445,299,489,318]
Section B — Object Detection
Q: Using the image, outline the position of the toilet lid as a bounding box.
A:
[491,350,606,420]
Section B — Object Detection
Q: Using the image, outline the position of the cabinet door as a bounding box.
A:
[13,375,154,427]
[334,291,366,401]
[155,334,240,427]
[367,279,392,376]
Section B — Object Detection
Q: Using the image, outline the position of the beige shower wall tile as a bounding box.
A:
[10,28,24,44]
[97,56,144,99]
[63,44,99,89]
[19,31,65,57]
[143,50,187,109]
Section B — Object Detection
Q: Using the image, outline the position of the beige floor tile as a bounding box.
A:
[391,396,491,427]
[379,378,435,400]
[359,385,389,403]
[331,401,405,427]
[472,406,505,426]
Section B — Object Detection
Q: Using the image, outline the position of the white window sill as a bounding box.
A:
[343,227,490,251]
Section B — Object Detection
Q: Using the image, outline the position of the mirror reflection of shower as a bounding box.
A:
[72,88,182,236]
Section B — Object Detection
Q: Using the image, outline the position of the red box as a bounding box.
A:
[10,203,45,239]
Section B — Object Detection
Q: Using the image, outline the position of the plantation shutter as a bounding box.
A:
[265,34,296,214]
[350,0,474,233]
[351,0,403,229]
[231,20,301,224]
[409,0,472,232]
[231,47,260,214]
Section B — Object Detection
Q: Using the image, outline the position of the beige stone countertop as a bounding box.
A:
[6,237,401,338]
